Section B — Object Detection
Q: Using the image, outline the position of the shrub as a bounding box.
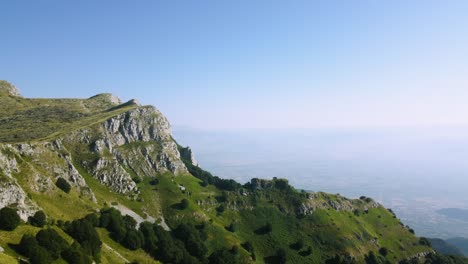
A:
[300,246,312,257]
[379,247,388,256]
[122,229,144,250]
[18,234,39,256]
[99,207,127,242]
[149,178,159,185]
[216,205,225,214]
[29,245,52,264]
[56,177,71,193]
[180,199,189,210]
[226,223,237,232]
[173,223,207,258]
[255,222,272,235]
[17,234,53,264]
[290,239,304,250]
[61,242,92,264]
[139,222,158,253]
[29,210,47,227]
[208,248,240,264]
[66,218,102,261]
[83,213,99,227]
[365,251,386,264]
[132,177,142,184]
[276,249,287,264]
[153,225,193,263]
[36,228,69,259]
[241,241,254,253]
[242,241,256,260]
[0,207,21,231]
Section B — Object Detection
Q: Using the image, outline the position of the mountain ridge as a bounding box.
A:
[0,81,464,264]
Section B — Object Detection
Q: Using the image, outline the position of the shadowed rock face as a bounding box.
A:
[0,80,22,97]
[179,146,199,167]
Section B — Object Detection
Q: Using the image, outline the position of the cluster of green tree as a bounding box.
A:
[0,207,46,230]
[17,228,92,264]
[244,178,306,215]
[63,214,102,262]
[100,207,249,263]
[183,159,242,191]
[99,208,144,250]
[0,207,20,231]
[177,147,242,191]
[99,207,199,262]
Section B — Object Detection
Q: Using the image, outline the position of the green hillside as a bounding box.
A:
[0,82,466,264]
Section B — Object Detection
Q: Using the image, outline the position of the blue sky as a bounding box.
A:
[2,1,468,129]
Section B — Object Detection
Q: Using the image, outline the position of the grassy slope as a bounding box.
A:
[148,172,431,263]
[8,151,429,263]
[0,92,432,263]
[0,93,153,263]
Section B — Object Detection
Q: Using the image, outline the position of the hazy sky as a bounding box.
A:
[2,1,468,129]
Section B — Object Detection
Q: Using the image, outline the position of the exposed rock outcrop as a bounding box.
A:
[41,103,188,195]
[298,192,380,216]
[88,93,122,105]
[0,94,188,210]
[0,146,40,220]
[0,80,22,97]
[59,106,188,194]
[248,178,275,190]
[0,180,39,220]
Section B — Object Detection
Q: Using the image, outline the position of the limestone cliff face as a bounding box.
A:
[0,145,38,220]
[0,80,22,97]
[0,142,95,220]
[0,93,188,216]
[62,105,188,194]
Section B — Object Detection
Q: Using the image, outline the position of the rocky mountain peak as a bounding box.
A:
[0,80,22,97]
[88,93,122,105]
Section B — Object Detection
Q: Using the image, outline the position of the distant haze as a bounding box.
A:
[174,126,468,239]
[2,1,468,130]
